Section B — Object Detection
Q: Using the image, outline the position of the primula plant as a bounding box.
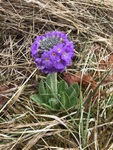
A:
[31,31,80,111]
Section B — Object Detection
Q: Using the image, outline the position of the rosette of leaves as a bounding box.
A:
[30,74,80,111]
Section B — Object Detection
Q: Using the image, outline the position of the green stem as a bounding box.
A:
[50,72,57,95]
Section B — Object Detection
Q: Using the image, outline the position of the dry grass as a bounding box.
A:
[0,0,113,149]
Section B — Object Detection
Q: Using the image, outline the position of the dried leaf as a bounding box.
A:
[98,60,108,70]
[63,72,80,85]
[64,72,97,90]
[108,53,113,67]
[98,53,113,70]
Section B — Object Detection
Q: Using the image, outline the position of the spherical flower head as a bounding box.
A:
[31,31,75,73]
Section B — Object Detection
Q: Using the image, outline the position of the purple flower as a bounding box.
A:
[41,51,53,69]
[31,31,75,73]
[49,48,61,61]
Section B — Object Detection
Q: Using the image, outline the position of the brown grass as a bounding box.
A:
[0,0,113,149]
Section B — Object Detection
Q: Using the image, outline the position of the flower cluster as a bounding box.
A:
[31,31,74,73]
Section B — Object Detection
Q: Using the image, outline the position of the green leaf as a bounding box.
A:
[39,80,46,95]
[69,90,78,106]
[60,92,71,109]
[66,83,80,98]
[58,80,68,94]
[31,93,52,105]
[30,94,42,104]
[42,103,58,111]
[45,74,52,94]
[71,83,80,97]
[49,98,60,110]
[30,94,58,110]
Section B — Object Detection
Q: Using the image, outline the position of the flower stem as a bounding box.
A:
[50,72,58,95]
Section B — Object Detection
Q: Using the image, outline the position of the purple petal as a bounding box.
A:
[54,59,66,69]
